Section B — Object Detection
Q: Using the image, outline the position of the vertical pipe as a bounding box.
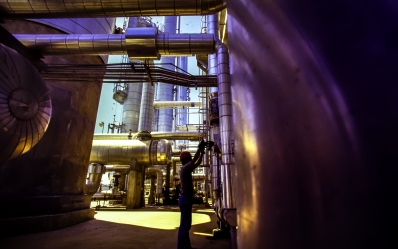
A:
[208,14,219,93]
[156,16,177,132]
[122,17,144,132]
[138,81,155,131]
[216,40,235,209]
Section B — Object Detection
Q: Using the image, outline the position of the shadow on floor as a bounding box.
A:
[0,205,231,249]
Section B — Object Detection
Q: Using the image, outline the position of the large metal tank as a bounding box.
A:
[228,0,397,248]
[0,17,115,228]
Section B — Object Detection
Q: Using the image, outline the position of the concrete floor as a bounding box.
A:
[0,203,231,249]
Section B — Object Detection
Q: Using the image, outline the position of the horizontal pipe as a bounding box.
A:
[154,101,202,109]
[0,0,226,18]
[13,31,215,58]
[93,132,203,141]
[90,139,171,165]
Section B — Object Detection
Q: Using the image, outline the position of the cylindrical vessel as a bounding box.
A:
[90,139,172,165]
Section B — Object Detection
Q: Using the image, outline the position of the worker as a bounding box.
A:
[177,140,206,249]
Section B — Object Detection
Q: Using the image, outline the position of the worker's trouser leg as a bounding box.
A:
[177,194,193,249]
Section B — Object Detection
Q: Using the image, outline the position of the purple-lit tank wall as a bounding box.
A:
[229,0,396,248]
[0,18,115,230]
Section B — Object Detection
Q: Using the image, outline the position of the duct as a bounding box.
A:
[0,44,52,163]
[0,0,226,18]
[93,132,202,141]
[154,101,202,109]
[215,40,235,212]
[85,163,106,195]
[13,31,215,59]
[147,167,164,196]
[90,139,172,165]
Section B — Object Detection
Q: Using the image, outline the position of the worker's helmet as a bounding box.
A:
[180,151,192,161]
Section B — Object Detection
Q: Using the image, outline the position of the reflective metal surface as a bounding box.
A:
[138,81,155,131]
[156,16,177,133]
[14,32,215,57]
[215,40,234,210]
[93,132,202,141]
[228,0,397,248]
[207,14,219,93]
[154,101,202,109]
[126,27,159,60]
[0,0,226,18]
[85,163,105,195]
[0,44,52,163]
[122,84,143,132]
[90,139,171,165]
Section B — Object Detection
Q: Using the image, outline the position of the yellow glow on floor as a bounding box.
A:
[95,211,211,230]
[193,232,213,237]
[195,209,215,213]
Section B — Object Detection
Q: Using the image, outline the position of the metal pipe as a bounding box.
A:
[13,31,215,59]
[90,139,172,165]
[104,165,131,174]
[93,131,202,141]
[207,14,219,93]
[85,163,106,195]
[0,0,226,18]
[215,39,235,210]
[156,16,177,132]
[154,101,202,109]
[0,44,52,163]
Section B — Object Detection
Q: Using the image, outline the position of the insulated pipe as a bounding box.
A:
[13,31,215,59]
[207,14,219,93]
[156,16,177,132]
[104,165,131,174]
[0,44,52,163]
[122,19,143,133]
[215,40,235,210]
[85,163,106,195]
[154,101,202,109]
[90,139,172,165]
[0,0,226,18]
[123,84,143,132]
[93,132,202,141]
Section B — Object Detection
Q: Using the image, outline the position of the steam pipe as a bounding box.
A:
[90,139,172,165]
[154,101,202,109]
[13,31,215,59]
[0,0,226,18]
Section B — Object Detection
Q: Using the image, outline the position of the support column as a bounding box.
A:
[126,160,143,209]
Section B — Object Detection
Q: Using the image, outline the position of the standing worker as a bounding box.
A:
[177,140,206,249]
